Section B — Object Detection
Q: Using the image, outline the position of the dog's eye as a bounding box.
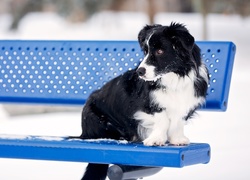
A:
[156,49,164,55]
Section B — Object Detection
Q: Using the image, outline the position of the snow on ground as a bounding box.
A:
[0,11,250,179]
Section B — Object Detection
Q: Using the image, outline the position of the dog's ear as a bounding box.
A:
[164,22,194,51]
[138,24,162,48]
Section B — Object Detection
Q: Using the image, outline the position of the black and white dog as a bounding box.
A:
[79,22,209,180]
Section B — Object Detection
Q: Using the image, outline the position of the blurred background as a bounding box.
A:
[0,0,250,179]
[0,0,249,40]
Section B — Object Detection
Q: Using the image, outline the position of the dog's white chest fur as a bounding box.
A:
[134,71,204,146]
[153,71,203,115]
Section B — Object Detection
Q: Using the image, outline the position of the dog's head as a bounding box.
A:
[136,22,200,82]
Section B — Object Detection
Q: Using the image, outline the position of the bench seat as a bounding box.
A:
[0,135,210,167]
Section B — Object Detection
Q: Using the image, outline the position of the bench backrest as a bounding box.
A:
[0,41,236,111]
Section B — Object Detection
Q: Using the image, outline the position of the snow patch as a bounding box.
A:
[34,136,65,141]
[83,138,128,144]
[0,134,30,140]
[0,135,65,141]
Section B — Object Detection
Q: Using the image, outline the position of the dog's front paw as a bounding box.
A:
[143,134,167,146]
[169,136,190,146]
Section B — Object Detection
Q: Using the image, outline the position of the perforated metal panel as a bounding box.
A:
[0,40,236,110]
[0,41,142,105]
[198,41,236,110]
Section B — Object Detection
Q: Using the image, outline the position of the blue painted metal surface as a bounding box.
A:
[197,41,236,111]
[0,135,210,167]
[0,40,236,168]
[0,41,236,111]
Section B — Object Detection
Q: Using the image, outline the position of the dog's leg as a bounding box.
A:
[82,163,109,180]
[134,111,154,141]
[135,111,169,146]
[167,118,190,145]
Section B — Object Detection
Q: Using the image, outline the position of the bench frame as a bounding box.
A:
[0,40,236,179]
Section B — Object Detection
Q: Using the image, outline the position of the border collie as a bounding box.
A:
[79,22,209,180]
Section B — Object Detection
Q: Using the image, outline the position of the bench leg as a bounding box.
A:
[107,165,163,180]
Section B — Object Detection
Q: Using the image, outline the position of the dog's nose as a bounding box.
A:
[136,67,146,76]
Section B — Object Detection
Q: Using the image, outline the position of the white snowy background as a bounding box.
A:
[0,11,250,179]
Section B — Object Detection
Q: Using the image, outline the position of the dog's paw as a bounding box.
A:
[169,136,190,146]
[143,135,167,146]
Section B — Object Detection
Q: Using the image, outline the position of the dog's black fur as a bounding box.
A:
[80,68,158,180]
[78,22,209,180]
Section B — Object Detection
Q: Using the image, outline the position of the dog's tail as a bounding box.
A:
[81,163,109,180]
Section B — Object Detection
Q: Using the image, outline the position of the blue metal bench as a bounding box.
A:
[0,40,236,179]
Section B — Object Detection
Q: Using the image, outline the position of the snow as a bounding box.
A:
[0,11,250,179]
[83,138,128,144]
[0,134,29,140]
